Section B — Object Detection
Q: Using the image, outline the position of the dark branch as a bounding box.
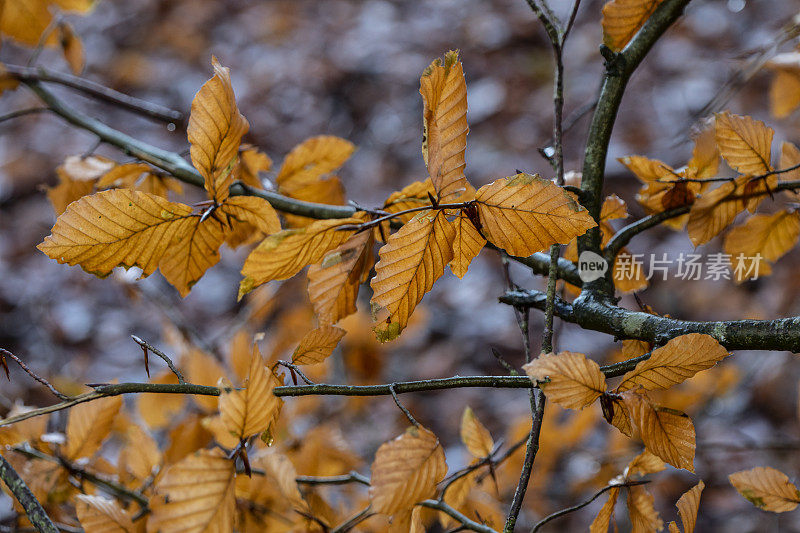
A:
[0,452,59,533]
[579,0,691,296]
[501,288,800,352]
[4,64,183,125]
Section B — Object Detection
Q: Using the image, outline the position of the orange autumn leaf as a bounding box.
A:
[602,0,665,52]
[627,393,695,471]
[58,21,84,75]
[369,426,448,515]
[291,325,346,365]
[239,216,364,298]
[715,112,773,175]
[729,467,800,513]
[37,189,225,296]
[137,370,187,429]
[460,406,494,458]
[450,210,485,278]
[147,449,235,533]
[188,57,249,204]
[160,216,225,297]
[370,210,455,341]
[420,50,469,202]
[687,175,748,246]
[64,395,122,460]
[219,195,281,236]
[724,210,800,281]
[523,351,606,410]
[590,486,620,533]
[238,145,271,189]
[185,348,227,413]
[276,135,355,191]
[617,333,729,392]
[383,179,436,222]
[474,173,596,257]
[75,495,135,533]
[627,484,664,533]
[219,344,282,441]
[766,53,800,118]
[307,231,374,325]
[668,480,704,533]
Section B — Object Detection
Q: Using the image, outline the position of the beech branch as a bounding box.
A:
[3,64,183,125]
[0,360,648,429]
[579,0,691,296]
[501,288,800,352]
[0,452,59,533]
[23,81,358,220]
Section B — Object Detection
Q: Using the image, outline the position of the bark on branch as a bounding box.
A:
[501,288,800,352]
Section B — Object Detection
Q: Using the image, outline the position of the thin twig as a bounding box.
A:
[503,389,545,532]
[389,384,420,427]
[295,471,371,486]
[530,480,649,532]
[12,446,149,509]
[330,506,374,533]
[0,107,50,124]
[0,349,68,400]
[274,361,316,385]
[420,500,498,533]
[130,335,186,384]
[0,383,220,428]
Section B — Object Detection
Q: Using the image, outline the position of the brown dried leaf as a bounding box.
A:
[383,179,436,222]
[724,210,800,281]
[291,325,346,365]
[628,394,695,471]
[590,486,620,533]
[460,406,494,458]
[670,480,704,533]
[220,195,281,236]
[75,495,134,533]
[160,216,225,297]
[58,22,84,75]
[450,210,486,278]
[238,145,271,189]
[687,175,748,246]
[602,0,664,51]
[137,370,186,429]
[617,333,729,392]
[188,57,249,203]
[370,210,455,341]
[277,135,355,190]
[65,395,122,460]
[420,50,469,202]
[369,426,448,515]
[523,351,606,410]
[185,348,227,413]
[219,344,282,440]
[715,112,773,175]
[625,449,666,478]
[239,216,364,298]
[627,484,664,533]
[147,449,235,533]
[729,467,800,513]
[307,231,374,325]
[474,173,596,257]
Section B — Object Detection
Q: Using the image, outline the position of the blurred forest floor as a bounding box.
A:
[2,0,800,530]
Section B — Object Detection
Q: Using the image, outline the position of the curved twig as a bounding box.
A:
[4,64,183,125]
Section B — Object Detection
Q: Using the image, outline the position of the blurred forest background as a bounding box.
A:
[2,0,800,530]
